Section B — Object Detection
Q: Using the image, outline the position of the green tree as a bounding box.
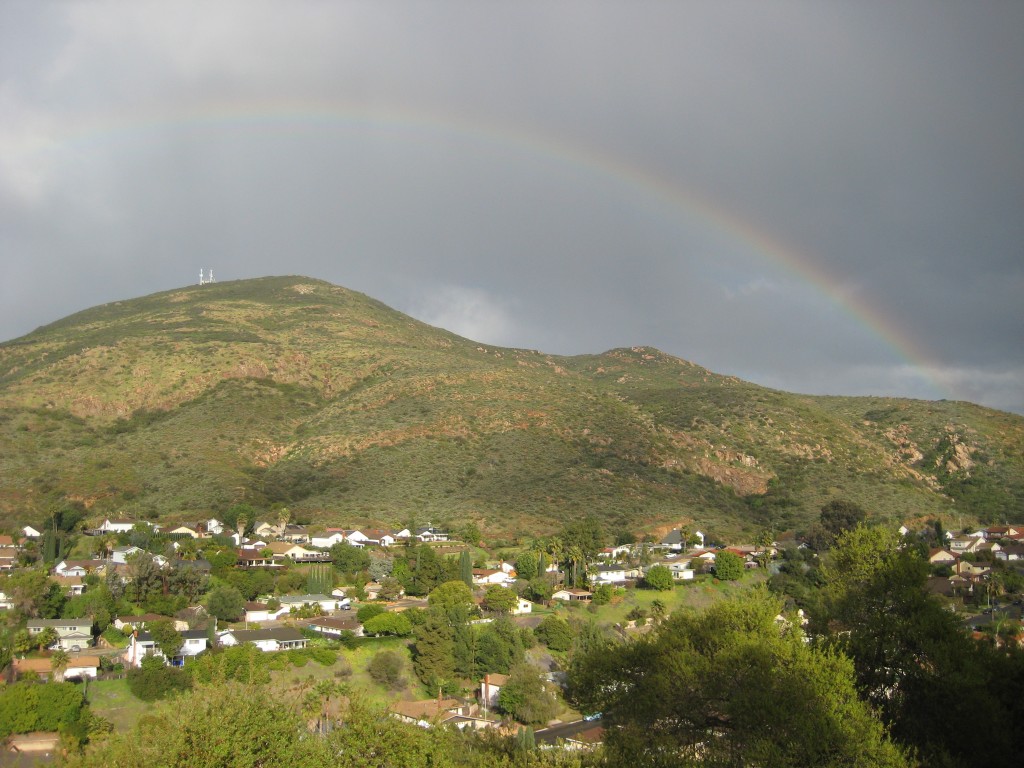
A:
[50,648,70,681]
[149,618,183,660]
[329,542,370,575]
[514,551,539,581]
[481,585,518,614]
[427,580,475,617]
[356,603,385,623]
[412,611,455,690]
[569,589,910,767]
[713,550,744,581]
[819,524,1024,766]
[591,584,613,605]
[497,664,559,725]
[459,550,474,587]
[535,615,573,652]
[368,650,406,689]
[642,564,674,590]
[127,655,192,702]
[362,612,413,637]
[205,585,245,622]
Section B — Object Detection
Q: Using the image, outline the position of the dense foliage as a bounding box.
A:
[569,589,910,767]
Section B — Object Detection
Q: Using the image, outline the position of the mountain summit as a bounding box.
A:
[1,276,1021,537]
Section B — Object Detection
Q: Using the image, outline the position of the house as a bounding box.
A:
[278,593,342,613]
[552,588,593,602]
[281,524,309,544]
[997,544,1024,561]
[416,526,449,542]
[598,545,633,559]
[479,673,509,708]
[344,530,369,547]
[389,698,469,727]
[252,521,279,538]
[311,531,346,549]
[472,568,512,586]
[114,613,175,632]
[659,529,686,552]
[13,657,56,681]
[110,545,144,564]
[511,598,534,615]
[929,549,958,565]
[21,525,42,538]
[98,518,142,534]
[656,559,695,581]
[235,549,282,568]
[6,732,61,754]
[63,655,101,681]
[305,615,364,639]
[218,627,308,652]
[0,545,17,571]
[0,590,13,610]
[202,518,225,536]
[54,559,103,577]
[26,618,94,651]
[266,541,330,562]
[50,574,86,596]
[244,601,290,623]
[950,536,986,554]
[590,564,640,586]
[358,529,397,547]
[364,581,383,600]
[167,524,201,538]
[123,629,209,667]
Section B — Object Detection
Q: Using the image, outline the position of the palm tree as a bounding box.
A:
[649,599,667,625]
[50,648,69,682]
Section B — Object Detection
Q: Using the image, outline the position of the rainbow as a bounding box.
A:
[37,98,951,398]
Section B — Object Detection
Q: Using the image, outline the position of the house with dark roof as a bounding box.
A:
[218,627,308,652]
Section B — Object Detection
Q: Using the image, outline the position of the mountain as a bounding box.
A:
[1,276,1021,539]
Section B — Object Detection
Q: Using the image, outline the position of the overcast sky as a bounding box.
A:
[2,1,1022,414]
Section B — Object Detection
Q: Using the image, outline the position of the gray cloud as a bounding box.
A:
[1,1,1022,414]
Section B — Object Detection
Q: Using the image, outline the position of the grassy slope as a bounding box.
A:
[1,276,1021,539]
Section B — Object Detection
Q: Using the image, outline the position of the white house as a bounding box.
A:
[123,629,209,667]
[279,593,342,613]
[480,673,509,708]
[472,569,512,586]
[21,525,42,538]
[63,656,100,680]
[203,518,225,536]
[218,627,308,652]
[311,531,346,549]
[552,589,592,602]
[99,519,145,534]
[110,545,143,564]
[511,598,534,615]
[590,564,638,586]
[244,602,290,623]
[344,530,369,547]
[305,616,363,639]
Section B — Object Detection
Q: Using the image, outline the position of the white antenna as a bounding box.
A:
[199,269,216,286]
[199,269,205,285]
[209,268,215,283]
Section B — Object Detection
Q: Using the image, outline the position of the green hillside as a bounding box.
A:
[1,276,1021,539]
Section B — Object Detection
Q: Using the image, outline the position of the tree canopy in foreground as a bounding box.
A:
[569,589,910,768]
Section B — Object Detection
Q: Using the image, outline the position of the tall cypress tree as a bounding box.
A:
[459,550,473,587]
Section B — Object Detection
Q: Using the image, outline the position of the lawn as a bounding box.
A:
[551,571,768,628]
[85,678,152,733]
[269,637,417,708]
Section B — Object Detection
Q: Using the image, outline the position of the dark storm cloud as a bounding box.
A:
[1,1,1021,413]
